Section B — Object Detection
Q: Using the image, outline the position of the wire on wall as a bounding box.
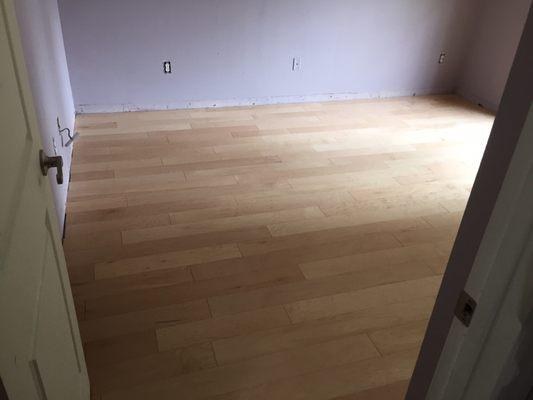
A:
[57,117,79,147]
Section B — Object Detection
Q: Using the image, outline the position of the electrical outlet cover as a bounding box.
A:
[292,57,301,71]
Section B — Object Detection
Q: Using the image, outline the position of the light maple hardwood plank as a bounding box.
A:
[72,266,194,300]
[212,297,434,365]
[268,202,447,237]
[208,260,434,317]
[239,231,402,265]
[201,349,418,400]
[102,334,380,400]
[189,255,266,281]
[85,264,305,319]
[68,263,94,285]
[233,189,357,214]
[90,343,217,394]
[94,243,242,279]
[65,227,270,268]
[123,206,324,244]
[67,193,127,213]
[80,300,211,342]
[238,226,403,257]
[124,180,290,207]
[425,255,450,274]
[67,213,171,236]
[70,171,232,197]
[157,306,291,351]
[285,275,442,323]
[70,157,163,174]
[392,224,458,246]
[331,380,409,400]
[112,164,185,179]
[368,320,429,355]
[68,196,236,224]
[348,180,470,205]
[63,230,122,252]
[194,158,336,182]
[423,210,464,228]
[84,331,158,368]
[71,170,115,182]
[75,135,169,149]
[299,242,444,279]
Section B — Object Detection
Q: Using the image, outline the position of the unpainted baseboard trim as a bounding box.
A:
[75,89,451,114]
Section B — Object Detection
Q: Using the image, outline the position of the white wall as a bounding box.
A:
[458,0,532,111]
[15,0,75,231]
[58,0,478,113]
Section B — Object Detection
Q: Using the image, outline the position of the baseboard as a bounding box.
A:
[75,88,450,114]
[455,89,499,112]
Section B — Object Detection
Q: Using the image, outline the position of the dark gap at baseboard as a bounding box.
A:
[0,375,8,400]
[62,168,73,243]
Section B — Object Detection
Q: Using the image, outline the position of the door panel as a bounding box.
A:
[0,1,89,398]
[33,226,84,400]
[0,0,35,268]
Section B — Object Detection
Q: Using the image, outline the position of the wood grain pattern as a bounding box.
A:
[94,244,242,279]
[65,95,493,399]
[211,297,435,365]
[104,334,380,400]
[368,320,430,355]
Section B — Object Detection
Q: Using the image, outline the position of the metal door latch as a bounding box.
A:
[39,150,64,185]
[455,290,477,327]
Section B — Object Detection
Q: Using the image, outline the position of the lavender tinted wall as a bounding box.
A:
[59,0,478,113]
[15,0,74,230]
[458,0,532,111]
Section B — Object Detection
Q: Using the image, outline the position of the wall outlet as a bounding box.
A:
[292,57,301,71]
[438,52,446,64]
[163,61,172,74]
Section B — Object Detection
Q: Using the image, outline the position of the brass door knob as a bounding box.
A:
[39,150,64,185]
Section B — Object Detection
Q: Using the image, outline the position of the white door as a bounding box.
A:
[0,1,89,399]
[425,104,533,400]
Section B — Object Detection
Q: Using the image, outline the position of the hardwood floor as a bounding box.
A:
[64,95,494,399]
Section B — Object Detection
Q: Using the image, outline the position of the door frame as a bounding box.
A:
[427,102,533,399]
[406,4,533,399]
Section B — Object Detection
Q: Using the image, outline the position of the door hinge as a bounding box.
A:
[455,290,477,327]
